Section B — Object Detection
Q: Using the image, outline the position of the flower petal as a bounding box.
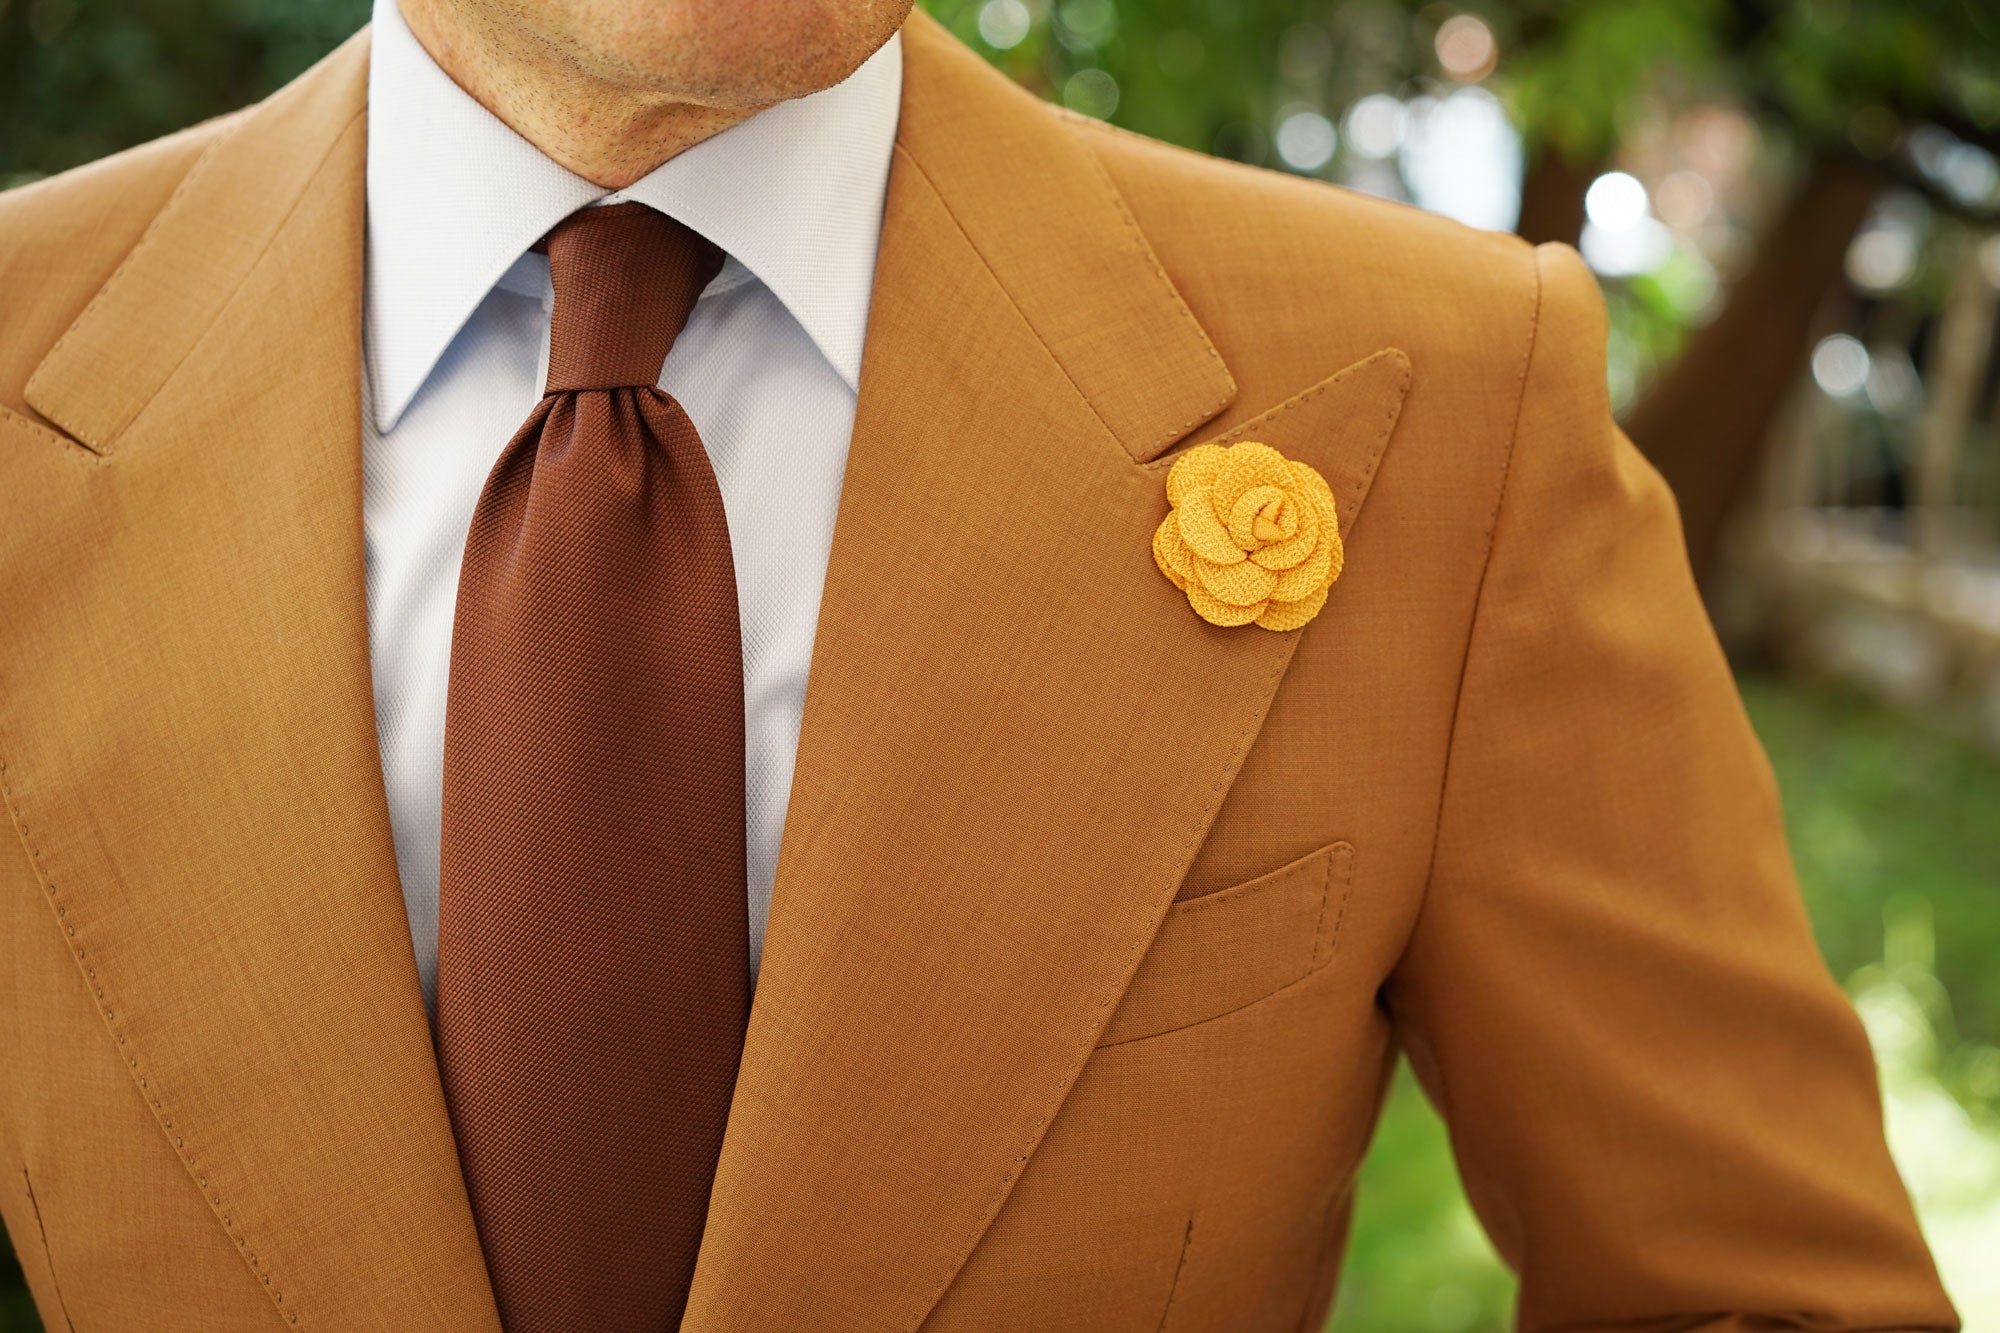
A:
[1185,580,1265,627]
[1151,512,1192,589]
[1255,583,1328,631]
[1213,442,1294,514]
[1271,527,1342,601]
[1156,443,1344,632]
[1193,552,1276,606]
[1176,489,1245,565]
[1288,459,1338,524]
[1166,443,1226,508]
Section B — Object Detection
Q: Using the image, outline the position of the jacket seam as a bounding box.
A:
[1063,115,1234,457]
[888,143,1127,461]
[1312,843,1352,970]
[26,106,365,458]
[20,1168,77,1333]
[1380,244,1544,1284]
[1168,839,1339,917]
[0,402,102,468]
[1091,935,1339,1051]
[0,744,299,1324]
[1406,244,1546,942]
[19,116,235,452]
[1153,1218,1194,1332]
[1139,349,1406,476]
[921,631,1302,1325]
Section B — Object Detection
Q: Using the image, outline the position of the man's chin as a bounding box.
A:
[557,0,912,107]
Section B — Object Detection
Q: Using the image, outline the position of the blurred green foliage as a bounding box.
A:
[1763,0,1997,143]
[0,0,366,184]
[916,0,1998,171]
[1501,0,1729,162]
[1745,674,2000,1106]
[1331,1066,1516,1330]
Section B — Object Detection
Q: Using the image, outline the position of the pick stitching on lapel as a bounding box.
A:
[1160,346,1415,539]
[25,50,359,453]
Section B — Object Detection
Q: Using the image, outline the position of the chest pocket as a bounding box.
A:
[1098,841,1355,1047]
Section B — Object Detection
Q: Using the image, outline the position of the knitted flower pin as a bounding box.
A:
[1151,441,1342,631]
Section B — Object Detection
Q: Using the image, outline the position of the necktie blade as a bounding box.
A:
[436,206,747,1332]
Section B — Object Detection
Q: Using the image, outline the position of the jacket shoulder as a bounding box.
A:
[1069,114,1545,424]
[0,114,241,419]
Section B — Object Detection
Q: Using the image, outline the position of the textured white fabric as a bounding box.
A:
[362,0,902,1007]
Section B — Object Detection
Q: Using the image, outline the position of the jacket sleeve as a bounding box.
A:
[1382,241,1958,1330]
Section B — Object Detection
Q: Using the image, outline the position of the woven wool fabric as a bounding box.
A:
[434,203,744,1331]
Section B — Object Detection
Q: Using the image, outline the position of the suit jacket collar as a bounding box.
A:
[10,13,1410,1329]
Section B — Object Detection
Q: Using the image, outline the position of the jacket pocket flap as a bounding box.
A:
[1100,841,1354,1046]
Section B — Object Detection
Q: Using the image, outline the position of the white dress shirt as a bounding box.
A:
[361,0,902,1008]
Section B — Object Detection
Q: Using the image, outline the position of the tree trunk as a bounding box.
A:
[1623,155,1882,584]
[1516,147,1596,247]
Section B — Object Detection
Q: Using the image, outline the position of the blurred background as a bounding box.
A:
[4,0,1998,1327]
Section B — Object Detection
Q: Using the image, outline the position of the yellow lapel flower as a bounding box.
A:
[1151,441,1342,631]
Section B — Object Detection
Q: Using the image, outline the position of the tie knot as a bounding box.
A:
[541,203,724,394]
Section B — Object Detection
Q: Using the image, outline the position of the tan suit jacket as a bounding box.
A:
[0,13,1957,1331]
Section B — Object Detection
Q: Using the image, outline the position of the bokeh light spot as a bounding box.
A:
[976,0,1032,51]
[1847,228,1918,292]
[1056,0,1117,51]
[1399,87,1521,232]
[1062,67,1120,120]
[1580,217,1672,277]
[1811,333,1871,398]
[1344,94,1407,160]
[1584,171,1649,232]
[1652,169,1714,228]
[1434,14,1497,81]
[1275,110,1338,173]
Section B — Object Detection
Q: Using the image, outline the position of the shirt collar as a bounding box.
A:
[364,0,901,431]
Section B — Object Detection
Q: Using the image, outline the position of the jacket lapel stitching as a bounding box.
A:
[25,106,364,456]
[1056,117,1235,460]
[913,628,1302,1327]
[885,145,1131,458]
[0,744,305,1325]
[0,404,98,465]
[1141,348,1413,536]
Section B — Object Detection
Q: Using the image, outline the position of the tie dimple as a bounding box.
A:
[542,202,723,392]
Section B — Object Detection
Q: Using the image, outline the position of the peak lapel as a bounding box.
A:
[1174,346,1414,538]
[3,31,499,1331]
[683,16,1409,1332]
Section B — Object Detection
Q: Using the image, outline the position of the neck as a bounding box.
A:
[398,2,766,189]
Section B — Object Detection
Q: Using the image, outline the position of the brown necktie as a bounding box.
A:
[435,202,745,1332]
